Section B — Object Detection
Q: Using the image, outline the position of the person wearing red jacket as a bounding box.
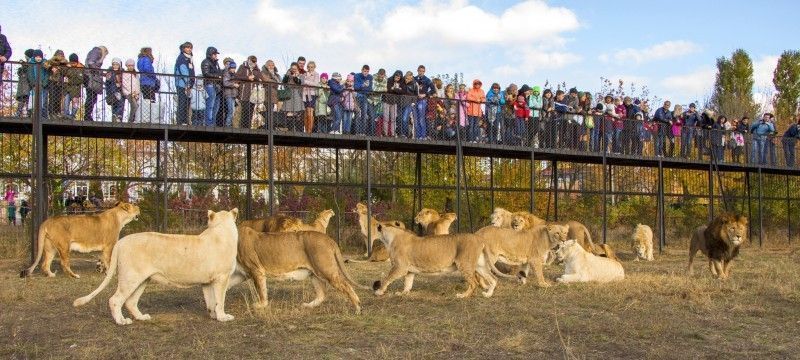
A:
[514,84,533,146]
[465,79,486,142]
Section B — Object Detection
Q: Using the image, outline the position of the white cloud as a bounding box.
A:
[600,40,701,64]
[661,66,716,98]
[752,54,779,89]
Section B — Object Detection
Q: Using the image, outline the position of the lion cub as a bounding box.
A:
[373,224,497,298]
[74,209,240,325]
[555,239,624,283]
[414,208,457,235]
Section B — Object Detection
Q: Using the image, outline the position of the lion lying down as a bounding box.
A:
[372,224,498,298]
[230,228,366,314]
[74,209,240,325]
[555,239,624,283]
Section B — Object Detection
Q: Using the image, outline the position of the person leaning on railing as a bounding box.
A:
[783,115,800,168]
[749,113,774,165]
[26,50,49,119]
[137,47,157,102]
[282,62,304,132]
[122,59,140,123]
[681,103,700,159]
[15,49,33,117]
[62,54,84,119]
[236,55,266,129]
[44,50,67,117]
[173,42,195,125]
[0,24,11,107]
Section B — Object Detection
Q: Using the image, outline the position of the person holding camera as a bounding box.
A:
[750,113,776,165]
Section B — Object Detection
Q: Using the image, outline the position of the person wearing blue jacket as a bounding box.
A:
[750,113,775,165]
[414,65,434,139]
[486,83,502,144]
[681,103,700,158]
[653,101,673,157]
[174,42,195,125]
[353,64,374,135]
[137,47,157,101]
[327,73,345,134]
[201,46,223,126]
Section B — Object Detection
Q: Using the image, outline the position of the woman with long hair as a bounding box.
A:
[300,61,320,133]
[669,104,684,157]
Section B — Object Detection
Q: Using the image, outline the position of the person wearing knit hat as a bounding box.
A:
[63,53,84,118]
[320,72,329,80]
[327,72,345,134]
[331,72,342,80]
[221,59,239,127]
[122,58,140,122]
[44,49,68,116]
[107,56,126,122]
[315,72,332,132]
[174,41,195,124]
[26,49,49,118]
[111,57,122,65]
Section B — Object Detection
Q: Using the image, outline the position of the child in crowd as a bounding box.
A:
[342,74,356,134]
[122,59,140,122]
[105,58,125,122]
[315,72,330,133]
[63,53,84,118]
[222,61,239,127]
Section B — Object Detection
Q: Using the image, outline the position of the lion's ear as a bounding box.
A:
[393,221,401,227]
[114,201,121,207]
[208,210,215,222]
[231,208,239,220]
[377,224,383,233]
[737,215,748,226]
[121,203,130,211]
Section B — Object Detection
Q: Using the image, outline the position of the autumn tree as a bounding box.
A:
[773,50,800,126]
[711,49,759,118]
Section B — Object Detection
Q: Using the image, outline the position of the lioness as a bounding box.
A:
[372,224,497,298]
[475,224,563,287]
[631,223,654,261]
[688,213,747,280]
[240,215,303,233]
[297,209,335,233]
[230,228,365,314]
[20,202,140,278]
[555,239,625,283]
[414,208,457,235]
[510,213,601,256]
[355,202,406,257]
[74,209,240,325]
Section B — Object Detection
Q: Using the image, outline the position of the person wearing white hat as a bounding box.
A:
[122,58,140,122]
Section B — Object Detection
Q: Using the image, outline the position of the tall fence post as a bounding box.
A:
[708,163,714,222]
[489,157,495,212]
[455,122,463,232]
[162,128,168,231]
[267,88,275,216]
[657,159,666,253]
[245,143,253,220]
[786,174,791,244]
[335,148,341,242]
[758,167,764,247]
[365,139,372,256]
[746,171,753,243]
[155,137,162,231]
[31,63,46,262]
[530,151,535,214]
[552,160,559,221]
[602,157,608,245]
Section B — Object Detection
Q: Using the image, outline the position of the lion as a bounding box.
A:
[687,213,747,280]
[240,215,303,233]
[372,224,498,298]
[296,209,335,233]
[474,224,563,287]
[509,213,601,256]
[355,203,406,258]
[229,228,365,314]
[20,202,140,278]
[631,224,654,261]
[73,209,240,325]
[554,239,625,283]
[490,207,546,229]
[414,208,457,235]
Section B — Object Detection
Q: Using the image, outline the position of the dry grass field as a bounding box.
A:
[2,232,800,359]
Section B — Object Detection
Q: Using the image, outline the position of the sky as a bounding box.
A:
[2,0,798,107]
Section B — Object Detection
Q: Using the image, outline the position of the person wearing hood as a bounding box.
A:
[221,61,240,127]
[44,50,68,116]
[62,53,84,118]
[327,72,345,134]
[83,46,108,121]
[122,59,141,122]
[514,84,532,146]
[527,86,543,147]
[173,42,194,125]
[486,83,502,144]
[200,46,223,126]
[371,69,388,136]
[782,115,800,168]
[237,55,266,129]
[106,58,125,122]
[27,49,49,119]
[384,70,404,137]
[467,79,486,142]
[15,49,34,117]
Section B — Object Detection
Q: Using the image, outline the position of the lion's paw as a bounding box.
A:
[116,317,133,325]
[374,289,385,296]
[216,314,234,322]
[253,301,269,309]
[136,314,151,321]
[455,292,469,299]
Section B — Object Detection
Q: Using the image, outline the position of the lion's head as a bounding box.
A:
[355,203,368,215]
[714,214,748,246]
[112,202,141,225]
[207,208,239,228]
[415,208,440,226]
[554,239,580,263]
[317,209,336,223]
[546,224,569,243]
[490,207,514,227]
[631,224,651,259]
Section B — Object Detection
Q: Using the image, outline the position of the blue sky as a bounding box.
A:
[2,0,798,108]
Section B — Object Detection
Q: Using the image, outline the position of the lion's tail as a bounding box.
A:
[485,248,517,280]
[73,242,120,307]
[20,225,48,278]
[584,227,599,255]
[601,244,618,262]
[334,248,371,290]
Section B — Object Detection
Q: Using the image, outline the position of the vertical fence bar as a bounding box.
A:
[708,163,714,222]
[787,174,791,244]
[529,152,535,213]
[657,159,665,253]
[162,128,168,231]
[267,94,275,216]
[455,125,463,232]
[31,65,46,262]
[746,171,753,243]
[758,167,764,247]
[245,143,253,220]
[155,138,162,231]
[366,139,372,256]
[335,148,341,242]
[552,160,558,221]
[490,157,495,212]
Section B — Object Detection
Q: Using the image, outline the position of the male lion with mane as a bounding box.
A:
[372,224,497,298]
[20,202,140,278]
[687,213,747,280]
[230,228,366,314]
[73,209,240,325]
[414,208,457,235]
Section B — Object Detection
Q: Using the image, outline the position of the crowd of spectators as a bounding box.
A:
[1,31,799,167]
